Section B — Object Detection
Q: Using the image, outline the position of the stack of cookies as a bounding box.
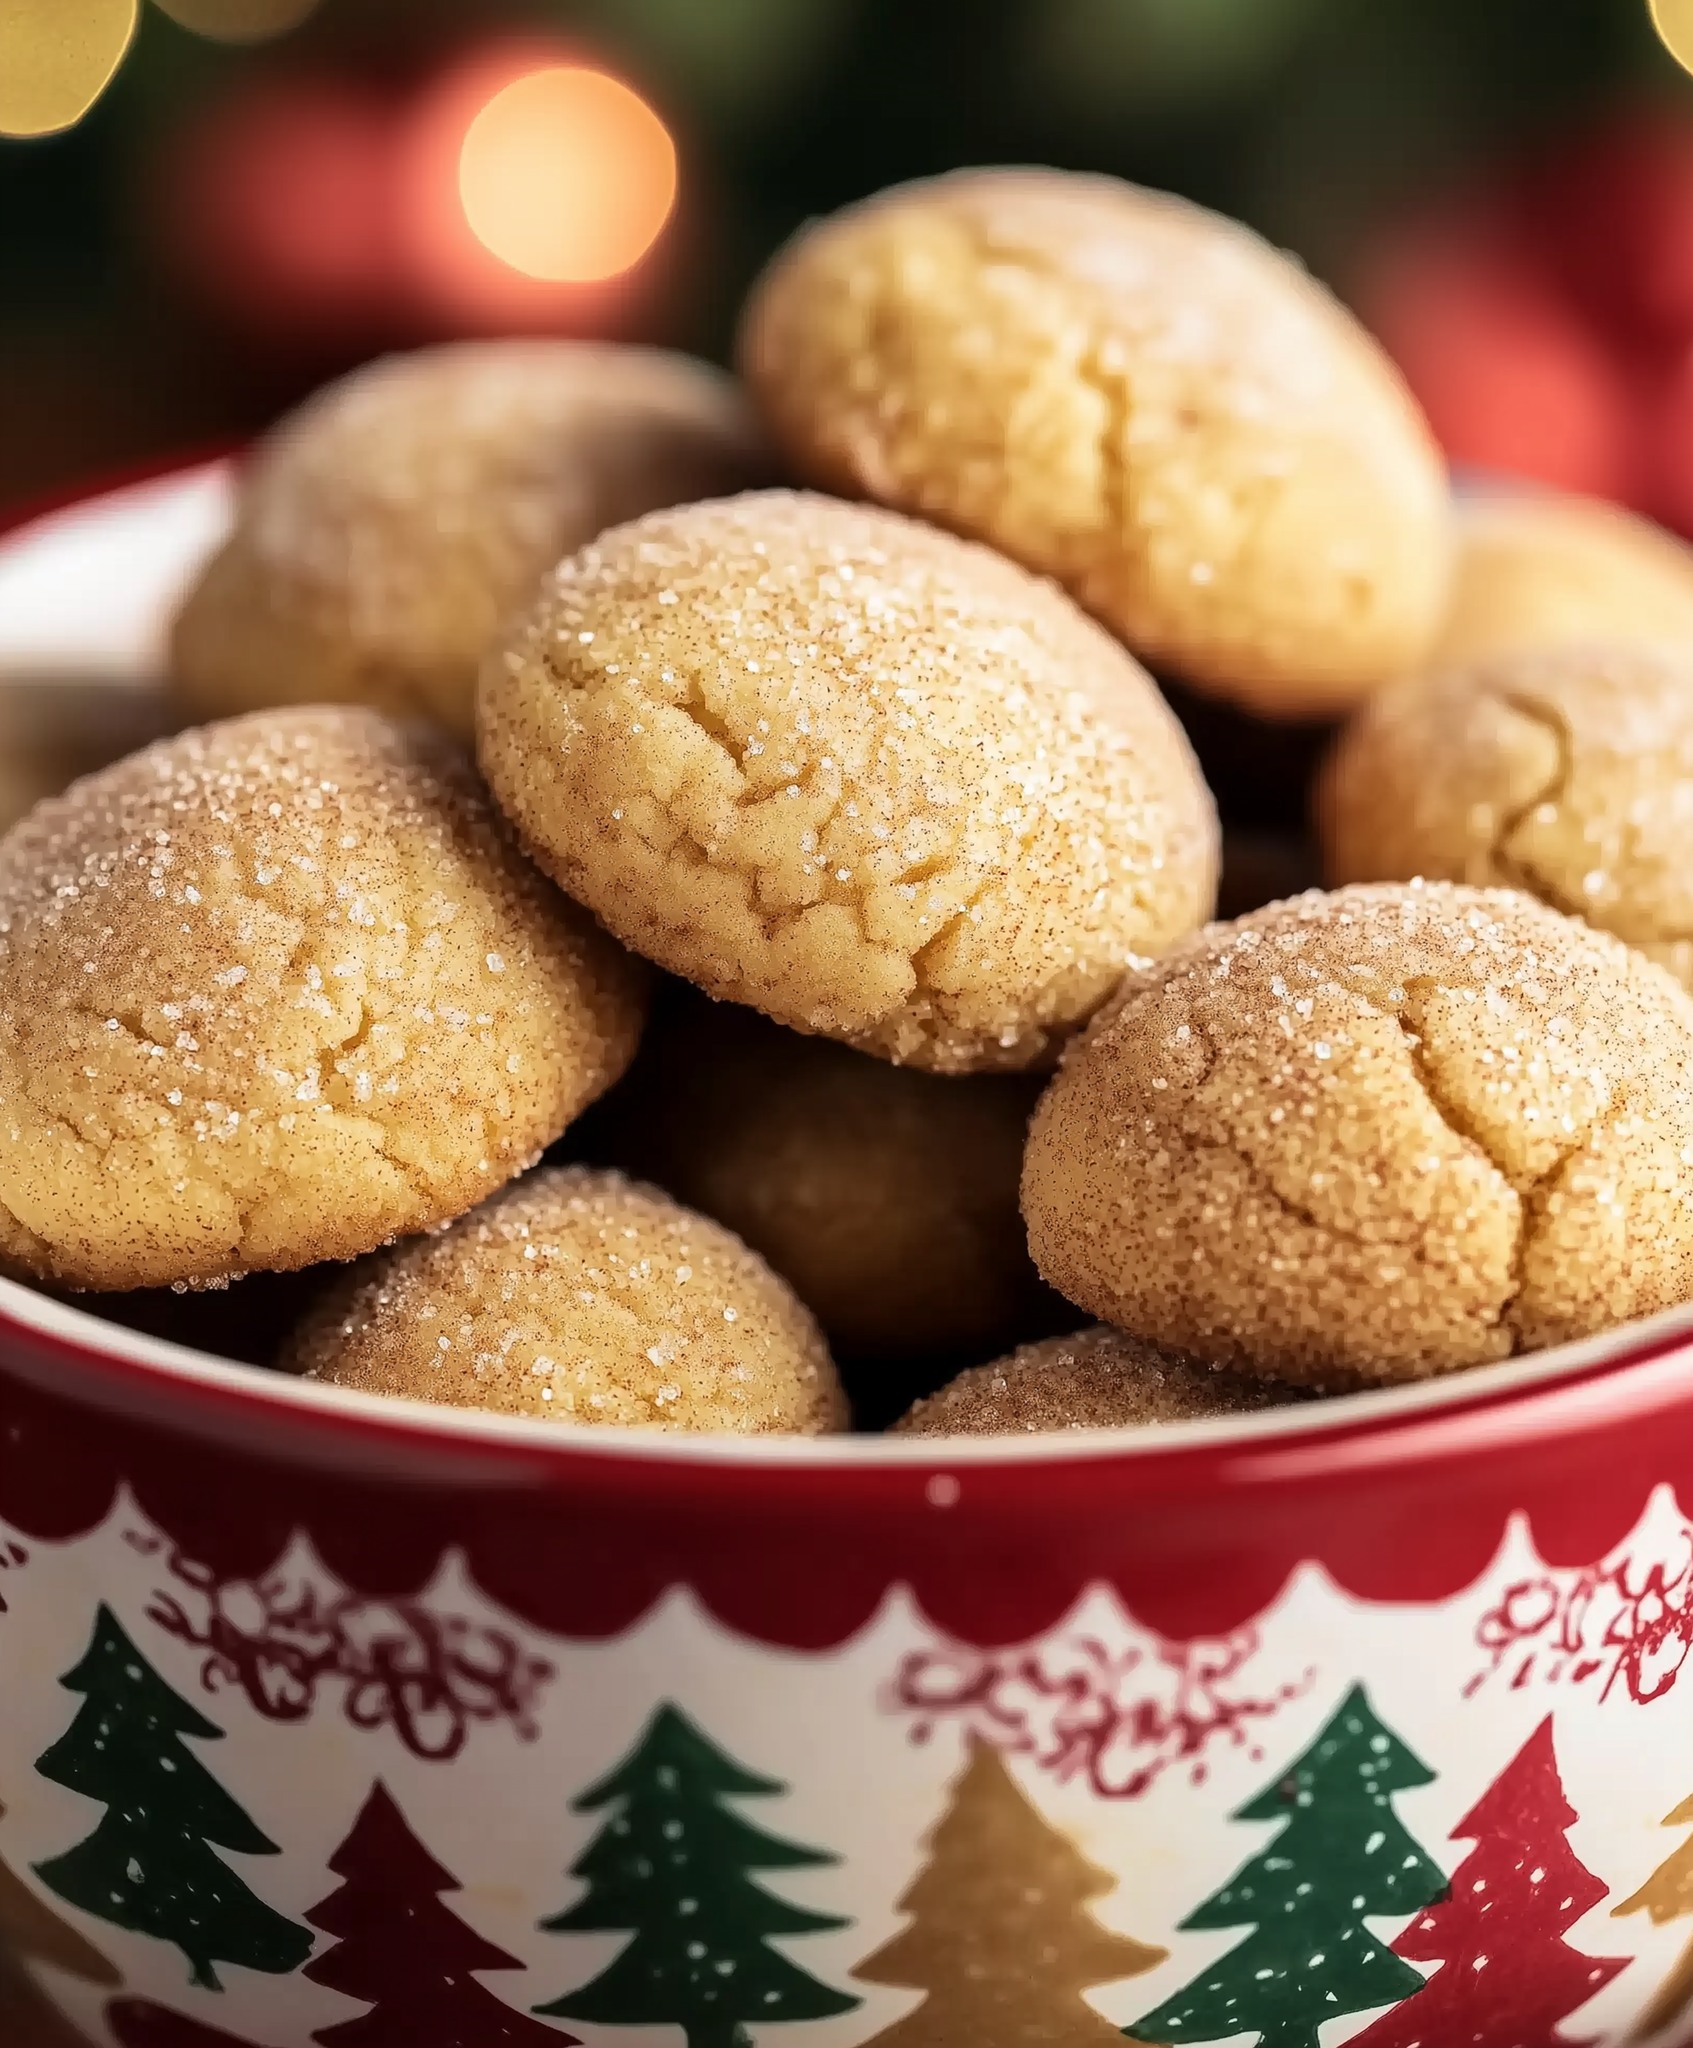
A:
[8,168,1693,1436]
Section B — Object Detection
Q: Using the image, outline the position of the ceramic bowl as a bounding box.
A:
[5,472,1693,2048]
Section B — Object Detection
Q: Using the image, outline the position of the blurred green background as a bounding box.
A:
[2,0,1691,516]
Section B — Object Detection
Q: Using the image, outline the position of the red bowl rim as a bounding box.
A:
[8,1264,1693,1490]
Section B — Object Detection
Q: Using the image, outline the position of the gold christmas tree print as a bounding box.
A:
[1614,1789,1693,2041]
[0,1799,119,1987]
[854,1733,1165,2047]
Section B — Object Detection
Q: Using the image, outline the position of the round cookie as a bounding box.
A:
[607,996,1049,1360]
[284,1166,847,1434]
[170,342,769,740]
[1023,882,1693,1386]
[478,491,1218,1072]
[1434,487,1693,672]
[892,1325,1295,1436]
[1319,643,1693,987]
[738,168,1450,719]
[0,707,646,1292]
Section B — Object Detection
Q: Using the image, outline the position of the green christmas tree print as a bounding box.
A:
[31,1604,313,1992]
[535,1702,860,2048]
[1125,1683,1447,2048]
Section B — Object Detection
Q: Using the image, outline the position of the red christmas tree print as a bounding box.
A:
[1351,1717,1627,2048]
[107,1999,281,2048]
[303,1783,576,2047]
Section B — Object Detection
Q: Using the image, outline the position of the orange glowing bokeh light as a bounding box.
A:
[457,65,676,285]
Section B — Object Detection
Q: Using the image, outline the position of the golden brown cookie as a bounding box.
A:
[285,1166,847,1433]
[1023,882,1693,1386]
[1319,643,1693,987]
[892,1325,1294,1435]
[478,490,1217,1072]
[170,343,768,740]
[606,996,1049,1359]
[738,169,1450,718]
[1434,487,1693,671]
[0,708,646,1292]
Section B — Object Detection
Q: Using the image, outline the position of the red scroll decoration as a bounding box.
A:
[132,1535,554,1761]
[888,1627,1313,1800]
[1469,1518,1693,1705]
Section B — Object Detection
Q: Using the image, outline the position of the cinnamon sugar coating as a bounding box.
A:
[285,1166,847,1434]
[170,343,768,739]
[892,1324,1293,1435]
[739,169,1449,718]
[1320,643,1693,987]
[478,490,1217,1073]
[1023,883,1693,1385]
[0,708,646,1291]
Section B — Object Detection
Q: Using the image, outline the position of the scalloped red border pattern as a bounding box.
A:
[3,1307,1691,1651]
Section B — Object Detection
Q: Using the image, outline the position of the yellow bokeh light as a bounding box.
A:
[457,65,677,285]
[153,0,321,44]
[1654,0,1693,73]
[0,0,137,139]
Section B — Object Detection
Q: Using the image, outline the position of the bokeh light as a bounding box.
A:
[457,66,677,284]
[153,74,395,343]
[396,44,680,332]
[1653,0,1693,77]
[0,0,137,139]
[153,0,321,44]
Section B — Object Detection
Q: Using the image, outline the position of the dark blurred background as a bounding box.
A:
[5,0,1693,525]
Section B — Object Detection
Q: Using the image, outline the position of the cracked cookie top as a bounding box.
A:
[892,1324,1295,1435]
[1022,881,1693,1385]
[0,707,647,1292]
[170,342,769,742]
[737,167,1451,720]
[285,1165,848,1435]
[1318,642,1693,987]
[477,490,1218,1073]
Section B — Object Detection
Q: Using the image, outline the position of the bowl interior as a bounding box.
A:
[4,462,1693,1477]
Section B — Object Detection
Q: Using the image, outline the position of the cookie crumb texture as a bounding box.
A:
[739,169,1450,718]
[608,997,1046,1360]
[0,708,647,1292]
[893,1324,1293,1435]
[1320,643,1693,988]
[285,1166,848,1434]
[1023,882,1693,1385]
[171,342,769,740]
[479,491,1217,1072]
[1434,487,1693,672]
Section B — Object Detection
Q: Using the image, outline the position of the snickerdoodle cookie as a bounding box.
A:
[1023,883,1693,1386]
[478,491,1217,1072]
[608,996,1048,1360]
[0,708,646,1291]
[170,343,768,739]
[892,1325,1294,1435]
[1319,643,1693,987]
[285,1166,847,1433]
[1434,487,1693,671]
[738,169,1450,718]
